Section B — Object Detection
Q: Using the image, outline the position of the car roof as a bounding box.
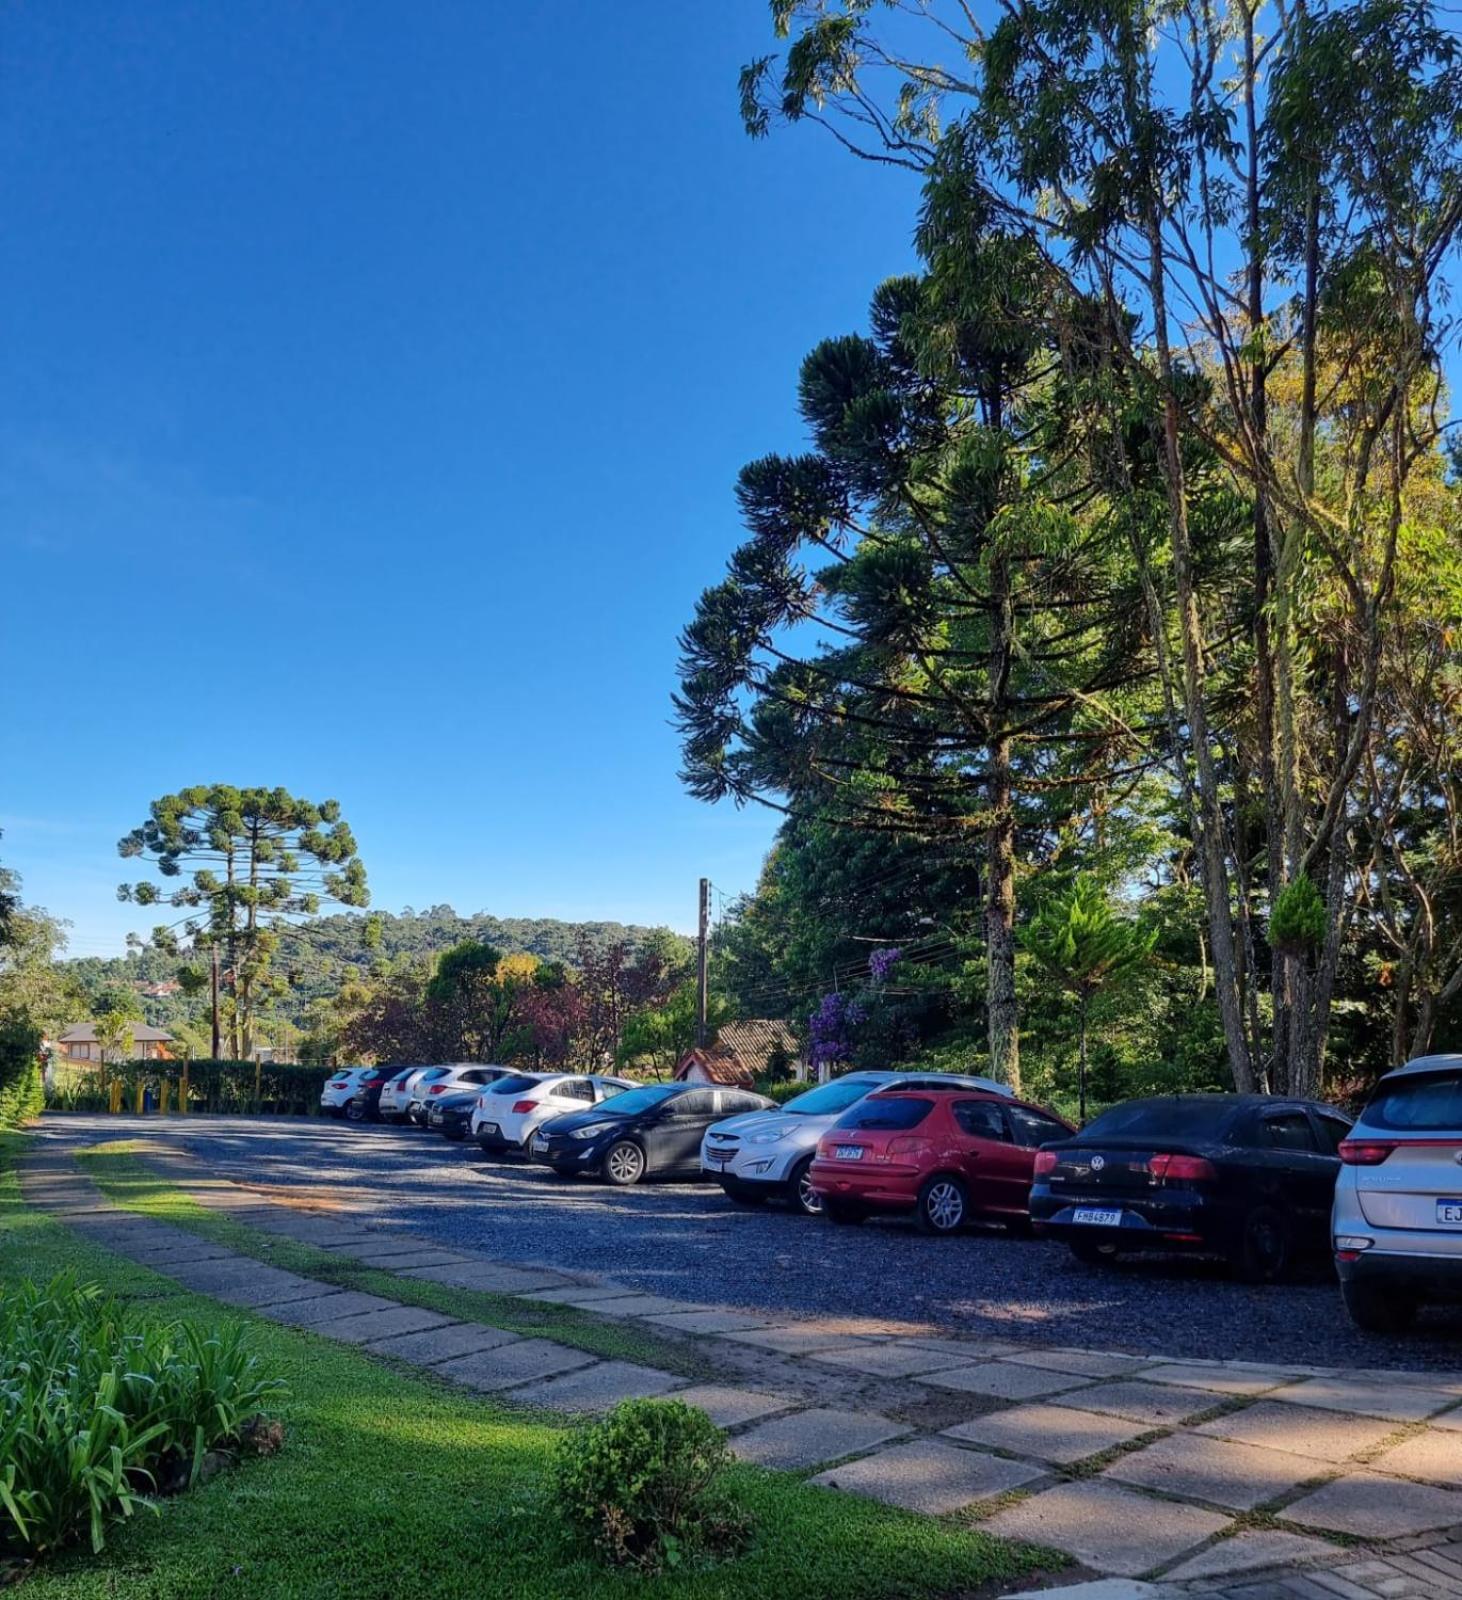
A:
[1386,1053,1462,1079]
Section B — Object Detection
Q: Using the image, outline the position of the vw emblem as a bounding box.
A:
[1091,1154,1106,1171]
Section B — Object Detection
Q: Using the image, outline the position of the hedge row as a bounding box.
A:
[53,1059,337,1116]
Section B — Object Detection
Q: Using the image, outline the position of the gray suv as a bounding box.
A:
[1332,1053,1462,1332]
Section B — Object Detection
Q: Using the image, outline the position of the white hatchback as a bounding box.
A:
[471,1072,636,1152]
[320,1066,372,1117]
[1333,1052,1462,1332]
[376,1067,427,1122]
[413,1063,510,1125]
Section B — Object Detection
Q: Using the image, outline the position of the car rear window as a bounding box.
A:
[486,1073,542,1096]
[1081,1098,1234,1141]
[1365,1071,1462,1132]
[834,1097,933,1132]
[782,1078,885,1116]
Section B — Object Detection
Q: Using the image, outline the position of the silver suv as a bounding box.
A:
[1332,1053,1462,1332]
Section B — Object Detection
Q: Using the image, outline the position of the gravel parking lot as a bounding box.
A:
[53,1112,1462,1371]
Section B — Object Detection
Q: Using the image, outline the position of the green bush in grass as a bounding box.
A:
[552,1397,752,1572]
[0,1273,286,1561]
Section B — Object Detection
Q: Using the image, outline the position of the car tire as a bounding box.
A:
[602,1139,647,1187]
[823,1200,866,1225]
[915,1174,969,1236]
[344,1099,366,1123]
[1342,1278,1419,1334]
[1233,1206,1291,1284]
[1069,1237,1119,1266]
[787,1156,823,1217]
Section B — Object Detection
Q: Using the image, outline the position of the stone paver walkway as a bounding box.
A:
[16,1131,1462,1600]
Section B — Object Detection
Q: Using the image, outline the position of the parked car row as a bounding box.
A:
[324,1052,1462,1333]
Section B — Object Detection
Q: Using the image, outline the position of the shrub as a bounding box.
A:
[0,1015,43,1129]
[0,1273,286,1561]
[552,1398,751,1572]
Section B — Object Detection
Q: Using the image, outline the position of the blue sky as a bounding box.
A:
[0,2,921,956]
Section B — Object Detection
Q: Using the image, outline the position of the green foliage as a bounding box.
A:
[0,1015,43,1129]
[615,980,730,1073]
[1270,875,1328,956]
[552,1399,750,1572]
[0,1272,284,1560]
[1020,878,1157,1003]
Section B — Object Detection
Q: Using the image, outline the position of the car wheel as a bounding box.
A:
[1234,1206,1291,1283]
[1342,1278,1418,1334]
[823,1200,865,1225]
[788,1156,823,1217]
[344,1098,366,1123]
[602,1140,646,1187]
[915,1175,969,1235]
[1069,1237,1118,1266]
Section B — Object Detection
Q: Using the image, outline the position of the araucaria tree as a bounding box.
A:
[119,786,368,1058]
[713,0,1462,1096]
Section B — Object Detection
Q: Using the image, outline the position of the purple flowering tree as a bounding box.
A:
[808,991,866,1074]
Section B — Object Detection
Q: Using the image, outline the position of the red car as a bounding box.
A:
[809,1087,1076,1234]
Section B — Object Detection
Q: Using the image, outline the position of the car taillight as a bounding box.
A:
[1033,1150,1058,1177]
[1149,1153,1218,1184]
[429,1084,446,1094]
[512,1100,539,1114]
[1338,1139,1396,1165]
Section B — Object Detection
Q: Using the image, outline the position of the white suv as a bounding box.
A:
[701,1071,1013,1215]
[1332,1052,1462,1332]
[471,1072,635,1152]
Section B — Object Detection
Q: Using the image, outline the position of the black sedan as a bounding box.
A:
[1029,1093,1353,1281]
[527,1082,773,1186]
[425,1089,478,1141]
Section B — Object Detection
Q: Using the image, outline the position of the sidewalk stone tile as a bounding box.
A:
[669,1385,797,1429]
[1280,1471,1462,1538]
[811,1439,1042,1514]
[810,1343,979,1379]
[899,1336,1024,1358]
[1003,1350,1152,1380]
[398,1262,565,1293]
[1058,1380,1216,1427]
[434,1339,596,1391]
[130,1242,239,1266]
[257,1290,397,1326]
[586,1294,710,1319]
[1268,1377,1459,1423]
[1195,1402,1398,1463]
[720,1327,873,1356]
[944,1403,1154,1465]
[645,1310,769,1334]
[1141,1363,1287,1396]
[730,1408,910,1470]
[313,1304,456,1344]
[1423,1405,1462,1431]
[1105,1433,1323,1511]
[167,1262,337,1308]
[511,1360,683,1412]
[365,1323,520,1364]
[343,1247,468,1268]
[917,1361,1088,1401]
[1011,1584,1167,1599]
[1162,1529,1341,1582]
[980,1479,1231,1577]
[1372,1428,1462,1488]
[516,1284,635,1305]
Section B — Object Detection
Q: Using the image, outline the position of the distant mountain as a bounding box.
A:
[58,905,673,1032]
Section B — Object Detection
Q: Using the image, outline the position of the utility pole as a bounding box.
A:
[210,944,221,1060]
[696,877,710,1047]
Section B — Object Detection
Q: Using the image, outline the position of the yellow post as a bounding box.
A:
[109,1080,123,1114]
[159,1080,171,1116]
[134,1082,145,1115]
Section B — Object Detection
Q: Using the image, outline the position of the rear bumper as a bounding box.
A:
[809,1160,920,1211]
[1337,1247,1462,1299]
[1031,1186,1227,1250]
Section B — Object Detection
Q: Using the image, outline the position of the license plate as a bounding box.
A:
[1438,1199,1462,1225]
[1072,1207,1123,1227]
[834,1145,865,1161]
[531,1135,549,1153]
[479,1123,499,1138]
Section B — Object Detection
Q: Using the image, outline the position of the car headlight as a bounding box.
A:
[571,1122,615,1141]
[747,1127,791,1145]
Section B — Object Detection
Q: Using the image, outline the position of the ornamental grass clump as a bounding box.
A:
[552,1398,752,1572]
[0,1273,286,1563]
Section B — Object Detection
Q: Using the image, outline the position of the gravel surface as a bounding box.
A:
[45,1113,1462,1371]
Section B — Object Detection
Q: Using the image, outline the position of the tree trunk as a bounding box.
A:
[986,541,1021,1095]
[1078,992,1089,1125]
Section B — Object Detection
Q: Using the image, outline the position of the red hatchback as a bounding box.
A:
[809,1088,1075,1234]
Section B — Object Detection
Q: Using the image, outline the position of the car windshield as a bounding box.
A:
[1365,1071,1462,1132]
[782,1078,885,1116]
[1081,1098,1233,1141]
[834,1096,933,1131]
[592,1084,679,1115]
[485,1073,542,1096]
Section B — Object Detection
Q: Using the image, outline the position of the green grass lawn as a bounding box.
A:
[3,1133,1057,1599]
